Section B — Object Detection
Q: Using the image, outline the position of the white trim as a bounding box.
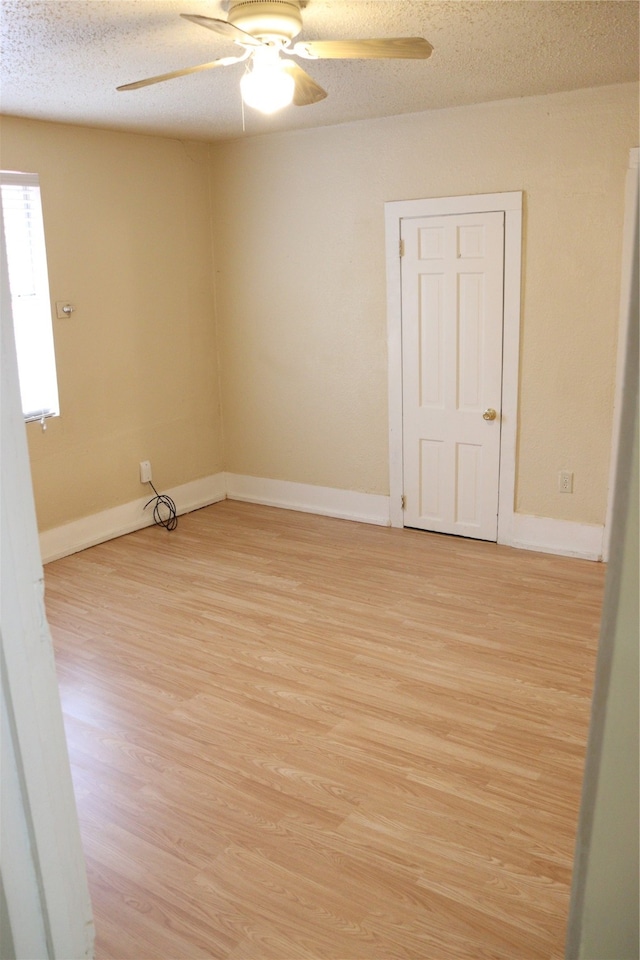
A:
[40,473,227,563]
[225,474,390,526]
[603,146,639,561]
[1,203,94,958]
[39,472,603,562]
[566,175,639,959]
[385,191,523,541]
[1,678,50,960]
[509,514,604,561]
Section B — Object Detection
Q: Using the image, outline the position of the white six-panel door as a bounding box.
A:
[401,211,505,540]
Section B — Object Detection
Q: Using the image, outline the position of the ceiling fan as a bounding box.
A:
[117,0,433,114]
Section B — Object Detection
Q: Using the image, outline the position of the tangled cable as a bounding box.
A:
[144,481,178,531]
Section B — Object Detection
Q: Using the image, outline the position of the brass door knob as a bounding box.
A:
[483,408,497,421]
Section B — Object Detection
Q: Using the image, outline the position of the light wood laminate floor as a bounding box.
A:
[45,501,605,960]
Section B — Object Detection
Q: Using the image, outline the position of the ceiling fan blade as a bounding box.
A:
[180,13,261,46]
[116,54,246,91]
[293,37,433,60]
[281,61,327,106]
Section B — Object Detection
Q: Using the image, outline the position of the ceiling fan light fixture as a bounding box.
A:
[117,4,432,114]
[240,55,295,114]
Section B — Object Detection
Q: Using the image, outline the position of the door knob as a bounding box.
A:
[482,408,497,421]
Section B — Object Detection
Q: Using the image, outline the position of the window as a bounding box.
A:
[1,171,60,423]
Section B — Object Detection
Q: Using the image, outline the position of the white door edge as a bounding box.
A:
[1,189,94,959]
[603,146,639,561]
[385,191,523,543]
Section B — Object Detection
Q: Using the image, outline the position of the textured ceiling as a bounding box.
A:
[1,1,638,142]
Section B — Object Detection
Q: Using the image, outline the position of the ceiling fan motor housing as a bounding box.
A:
[228,1,303,42]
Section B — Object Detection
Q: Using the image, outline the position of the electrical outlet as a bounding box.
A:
[139,460,152,484]
[558,470,573,493]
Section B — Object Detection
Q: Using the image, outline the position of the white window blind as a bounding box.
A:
[1,171,60,422]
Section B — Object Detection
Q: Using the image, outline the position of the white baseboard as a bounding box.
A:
[507,513,604,561]
[40,473,603,564]
[225,474,391,527]
[40,473,227,563]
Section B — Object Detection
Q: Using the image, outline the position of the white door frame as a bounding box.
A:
[603,146,639,561]
[1,198,94,958]
[385,191,523,541]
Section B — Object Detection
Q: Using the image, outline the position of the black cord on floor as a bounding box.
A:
[144,481,178,531]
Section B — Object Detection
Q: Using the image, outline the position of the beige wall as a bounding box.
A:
[0,118,223,531]
[1,82,637,533]
[211,82,638,524]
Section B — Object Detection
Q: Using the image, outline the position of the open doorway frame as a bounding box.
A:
[604,147,639,561]
[1,195,94,959]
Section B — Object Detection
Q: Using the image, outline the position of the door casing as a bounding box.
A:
[385,191,523,543]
